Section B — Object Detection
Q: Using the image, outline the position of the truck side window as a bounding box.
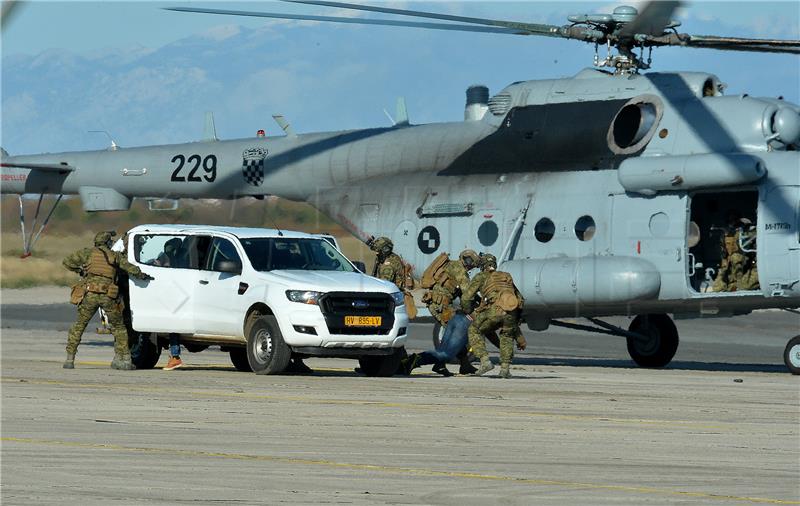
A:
[204,237,242,272]
[135,234,187,267]
[133,234,212,269]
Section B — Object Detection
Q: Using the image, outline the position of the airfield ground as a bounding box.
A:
[2,287,799,505]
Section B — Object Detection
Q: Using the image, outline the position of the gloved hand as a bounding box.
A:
[516,336,527,351]
[140,273,155,281]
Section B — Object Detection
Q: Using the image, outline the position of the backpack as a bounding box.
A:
[402,260,416,290]
[484,271,522,311]
[420,252,449,289]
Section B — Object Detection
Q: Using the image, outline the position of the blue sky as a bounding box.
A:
[2,1,799,154]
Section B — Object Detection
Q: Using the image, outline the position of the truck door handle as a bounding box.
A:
[199,280,209,285]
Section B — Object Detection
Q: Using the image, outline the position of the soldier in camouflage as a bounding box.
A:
[461,254,526,379]
[369,237,405,286]
[425,249,479,326]
[712,212,759,292]
[62,231,154,370]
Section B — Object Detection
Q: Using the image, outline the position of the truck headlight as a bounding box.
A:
[286,290,324,305]
[390,292,405,306]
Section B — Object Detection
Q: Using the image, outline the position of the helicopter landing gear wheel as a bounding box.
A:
[626,314,679,368]
[783,335,800,375]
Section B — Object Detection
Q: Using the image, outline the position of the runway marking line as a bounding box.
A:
[2,436,796,505]
[2,376,745,431]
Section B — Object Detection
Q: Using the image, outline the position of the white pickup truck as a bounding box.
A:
[121,224,409,375]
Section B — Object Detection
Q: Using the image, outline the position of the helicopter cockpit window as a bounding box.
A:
[575,216,596,241]
[534,218,555,243]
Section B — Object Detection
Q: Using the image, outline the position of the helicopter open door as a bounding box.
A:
[758,185,800,298]
[687,190,759,295]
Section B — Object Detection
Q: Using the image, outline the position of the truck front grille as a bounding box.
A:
[319,292,395,336]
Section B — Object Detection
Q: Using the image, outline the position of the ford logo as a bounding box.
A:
[351,300,370,309]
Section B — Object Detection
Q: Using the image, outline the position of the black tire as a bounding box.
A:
[229,347,252,372]
[358,347,405,377]
[626,314,679,368]
[129,332,162,369]
[184,343,209,353]
[246,315,291,375]
[783,335,800,375]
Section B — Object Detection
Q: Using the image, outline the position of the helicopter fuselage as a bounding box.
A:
[2,68,799,321]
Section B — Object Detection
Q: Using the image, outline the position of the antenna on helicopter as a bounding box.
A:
[88,130,119,151]
[272,114,296,137]
[203,111,218,141]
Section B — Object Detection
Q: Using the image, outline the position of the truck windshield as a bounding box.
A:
[241,237,356,272]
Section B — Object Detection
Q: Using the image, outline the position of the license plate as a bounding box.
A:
[344,316,382,327]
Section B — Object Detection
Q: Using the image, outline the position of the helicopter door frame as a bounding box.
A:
[758,184,800,297]
[685,188,760,297]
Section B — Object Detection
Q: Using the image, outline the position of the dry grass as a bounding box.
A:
[0,232,376,288]
[0,233,92,288]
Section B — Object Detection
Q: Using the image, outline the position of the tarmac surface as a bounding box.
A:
[2,287,799,505]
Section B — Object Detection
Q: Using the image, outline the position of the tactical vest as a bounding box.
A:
[483,271,520,311]
[438,261,462,293]
[86,247,117,279]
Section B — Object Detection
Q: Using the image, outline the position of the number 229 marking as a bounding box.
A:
[170,154,217,182]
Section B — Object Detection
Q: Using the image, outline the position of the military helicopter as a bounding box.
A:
[2,1,800,372]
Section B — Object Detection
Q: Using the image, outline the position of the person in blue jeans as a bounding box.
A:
[163,333,183,370]
[403,313,475,376]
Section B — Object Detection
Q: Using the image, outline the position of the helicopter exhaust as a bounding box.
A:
[464,85,489,121]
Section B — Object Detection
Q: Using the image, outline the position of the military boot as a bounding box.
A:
[459,354,478,375]
[111,352,136,371]
[475,356,494,376]
[499,364,511,379]
[63,352,75,369]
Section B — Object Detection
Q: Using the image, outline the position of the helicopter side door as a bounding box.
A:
[758,185,800,298]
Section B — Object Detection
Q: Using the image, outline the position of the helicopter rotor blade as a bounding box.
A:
[650,33,800,54]
[618,0,681,38]
[163,6,530,35]
[279,0,565,37]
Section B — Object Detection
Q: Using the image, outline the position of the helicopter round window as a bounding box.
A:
[575,215,596,241]
[477,220,499,247]
[534,218,555,243]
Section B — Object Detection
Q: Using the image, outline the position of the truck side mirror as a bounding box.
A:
[352,261,367,273]
[217,260,242,275]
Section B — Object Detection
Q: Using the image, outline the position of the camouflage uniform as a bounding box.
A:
[462,256,525,378]
[426,250,479,326]
[712,229,750,292]
[369,236,416,319]
[63,231,151,369]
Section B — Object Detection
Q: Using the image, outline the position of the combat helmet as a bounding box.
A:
[459,249,480,270]
[479,253,497,271]
[369,236,394,256]
[94,231,117,247]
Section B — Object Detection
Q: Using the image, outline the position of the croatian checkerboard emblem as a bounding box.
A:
[242,147,267,186]
[417,225,440,254]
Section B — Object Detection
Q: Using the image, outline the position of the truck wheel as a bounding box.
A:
[358,347,405,377]
[129,331,161,369]
[626,314,679,368]
[246,315,291,375]
[784,335,800,375]
[229,348,252,372]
